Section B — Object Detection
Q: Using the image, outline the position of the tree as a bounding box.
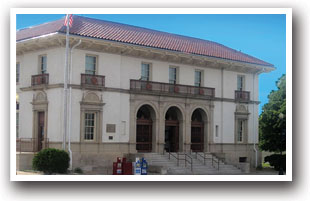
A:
[259,74,286,153]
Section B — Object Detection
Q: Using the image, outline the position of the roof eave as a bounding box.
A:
[16,32,275,73]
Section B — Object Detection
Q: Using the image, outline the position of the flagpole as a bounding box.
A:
[63,15,70,150]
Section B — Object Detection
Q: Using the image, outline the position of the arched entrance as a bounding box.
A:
[165,106,182,152]
[191,108,207,152]
[136,105,155,152]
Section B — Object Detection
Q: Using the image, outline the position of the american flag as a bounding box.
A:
[64,14,73,27]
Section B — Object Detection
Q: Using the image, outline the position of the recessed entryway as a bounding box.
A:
[136,105,156,152]
[191,108,208,152]
[165,106,183,152]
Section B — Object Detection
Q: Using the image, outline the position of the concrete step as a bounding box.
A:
[136,152,243,175]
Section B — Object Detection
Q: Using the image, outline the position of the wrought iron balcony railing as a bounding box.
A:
[81,74,105,88]
[31,74,49,86]
[235,90,250,101]
[130,79,215,98]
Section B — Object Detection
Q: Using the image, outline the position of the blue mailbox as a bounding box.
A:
[134,157,141,175]
[141,157,148,175]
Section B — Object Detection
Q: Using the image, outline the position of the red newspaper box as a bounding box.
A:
[112,157,123,175]
[122,158,133,175]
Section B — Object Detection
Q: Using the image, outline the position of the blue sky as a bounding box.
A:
[16,14,286,113]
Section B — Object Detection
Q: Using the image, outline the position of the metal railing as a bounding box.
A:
[168,152,193,171]
[211,154,220,170]
[16,138,49,153]
[130,79,215,98]
[193,151,211,166]
[31,74,49,86]
[81,74,105,88]
[192,151,223,171]
[235,90,250,101]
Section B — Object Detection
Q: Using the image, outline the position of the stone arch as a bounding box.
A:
[163,103,185,121]
[189,105,209,123]
[135,101,159,121]
[190,107,209,152]
[135,104,158,152]
[164,104,185,152]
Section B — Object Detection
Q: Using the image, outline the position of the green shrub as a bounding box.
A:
[74,167,83,174]
[264,154,286,171]
[32,148,70,174]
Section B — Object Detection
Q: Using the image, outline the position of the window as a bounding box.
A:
[16,63,20,83]
[237,75,245,91]
[80,92,103,143]
[39,55,47,74]
[215,125,219,137]
[141,63,150,81]
[84,113,95,140]
[16,102,19,138]
[85,55,97,75]
[169,67,177,84]
[237,120,245,142]
[194,70,202,87]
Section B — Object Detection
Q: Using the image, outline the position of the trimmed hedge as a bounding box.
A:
[264,154,286,171]
[32,148,70,174]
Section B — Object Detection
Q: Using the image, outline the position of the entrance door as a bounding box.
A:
[136,120,152,152]
[165,121,179,152]
[38,112,45,151]
[191,122,204,152]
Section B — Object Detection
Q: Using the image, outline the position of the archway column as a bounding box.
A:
[179,119,186,152]
[153,118,159,152]
[207,104,214,152]
[129,100,137,153]
[184,104,192,152]
[158,103,165,153]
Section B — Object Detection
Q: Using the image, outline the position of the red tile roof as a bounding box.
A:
[16,15,273,67]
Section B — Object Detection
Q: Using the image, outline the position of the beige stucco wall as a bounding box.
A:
[17,45,261,169]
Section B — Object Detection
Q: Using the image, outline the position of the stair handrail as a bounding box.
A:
[193,151,211,166]
[168,152,193,171]
[168,151,179,166]
[184,153,193,171]
[211,154,220,170]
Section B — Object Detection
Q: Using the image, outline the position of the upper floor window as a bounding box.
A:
[141,63,150,81]
[85,55,97,75]
[39,55,47,74]
[237,75,245,91]
[194,70,202,87]
[169,67,177,84]
[16,63,20,83]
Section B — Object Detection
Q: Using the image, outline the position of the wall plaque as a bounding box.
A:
[106,124,116,133]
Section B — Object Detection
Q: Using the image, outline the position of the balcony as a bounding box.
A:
[31,74,49,86]
[130,79,215,98]
[81,74,105,88]
[235,90,250,102]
